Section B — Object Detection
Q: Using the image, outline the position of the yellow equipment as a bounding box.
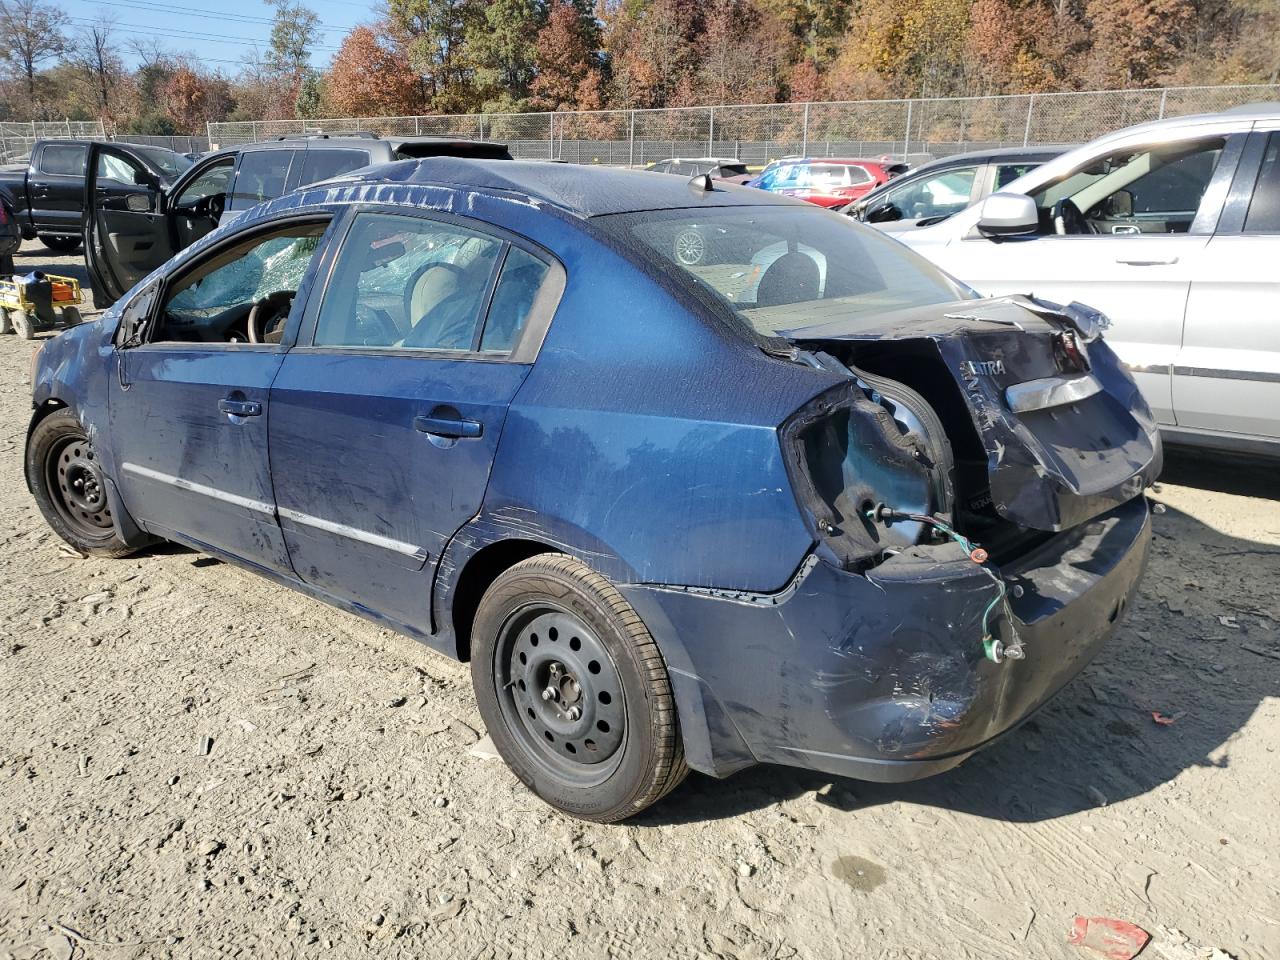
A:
[0,273,84,340]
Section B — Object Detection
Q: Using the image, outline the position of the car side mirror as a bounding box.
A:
[133,169,159,189]
[977,192,1039,238]
[865,202,902,223]
[1103,189,1134,219]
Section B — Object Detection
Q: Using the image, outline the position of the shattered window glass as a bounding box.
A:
[154,222,327,343]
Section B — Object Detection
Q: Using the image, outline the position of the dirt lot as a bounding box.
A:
[2,239,1278,960]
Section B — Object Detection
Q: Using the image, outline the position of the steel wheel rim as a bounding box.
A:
[494,604,627,787]
[674,230,705,265]
[46,434,114,539]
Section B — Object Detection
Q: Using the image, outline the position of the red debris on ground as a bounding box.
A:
[1151,711,1177,726]
[1067,916,1151,959]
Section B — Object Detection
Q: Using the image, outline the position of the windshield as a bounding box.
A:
[598,205,967,337]
[135,146,194,179]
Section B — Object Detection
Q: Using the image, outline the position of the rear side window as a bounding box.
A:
[230,149,297,211]
[38,143,86,176]
[313,212,504,351]
[298,148,370,187]
[1244,133,1280,234]
[481,247,551,352]
[996,162,1039,188]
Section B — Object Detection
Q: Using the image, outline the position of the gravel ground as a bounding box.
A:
[2,240,1278,960]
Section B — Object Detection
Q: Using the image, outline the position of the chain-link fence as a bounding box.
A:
[0,120,105,164]
[209,83,1280,166]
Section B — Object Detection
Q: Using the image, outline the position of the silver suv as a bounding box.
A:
[896,104,1280,457]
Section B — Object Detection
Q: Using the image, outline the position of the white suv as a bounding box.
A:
[896,104,1280,457]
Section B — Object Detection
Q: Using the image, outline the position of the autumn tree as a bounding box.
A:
[0,0,67,110]
[604,0,701,108]
[530,0,601,110]
[163,65,234,133]
[65,16,125,121]
[1084,0,1196,85]
[694,0,786,105]
[324,25,420,116]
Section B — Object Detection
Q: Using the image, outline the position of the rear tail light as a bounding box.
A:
[1054,330,1090,372]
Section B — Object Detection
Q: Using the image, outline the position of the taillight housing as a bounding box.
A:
[1054,330,1090,373]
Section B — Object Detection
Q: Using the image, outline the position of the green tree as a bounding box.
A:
[384,0,481,112]
[267,0,320,81]
[295,69,323,117]
[467,0,545,110]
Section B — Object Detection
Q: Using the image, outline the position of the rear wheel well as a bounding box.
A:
[450,539,559,662]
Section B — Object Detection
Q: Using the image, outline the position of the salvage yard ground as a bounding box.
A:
[1,240,1278,959]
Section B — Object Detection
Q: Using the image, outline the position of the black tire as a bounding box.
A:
[0,253,13,276]
[471,554,688,822]
[0,308,12,335]
[26,408,134,558]
[39,234,82,253]
[61,306,81,326]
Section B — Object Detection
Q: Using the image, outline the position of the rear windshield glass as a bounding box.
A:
[135,146,193,178]
[597,205,966,337]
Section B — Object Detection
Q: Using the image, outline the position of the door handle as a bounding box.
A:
[1116,257,1178,266]
[414,414,482,439]
[218,398,262,417]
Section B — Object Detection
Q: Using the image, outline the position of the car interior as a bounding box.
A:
[1031,138,1226,235]
[171,158,235,247]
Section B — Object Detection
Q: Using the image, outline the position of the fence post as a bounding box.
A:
[548,112,554,159]
[478,114,485,139]
[903,100,913,160]
[1158,89,1168,119]
[802,101,809,156]
[1023,94,1035,146]
[708,106,714,156]
[628,110,635,167]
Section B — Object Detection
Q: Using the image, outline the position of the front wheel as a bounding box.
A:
[471,554,687,822]
[39,234,82,253]
[26,408,134,558]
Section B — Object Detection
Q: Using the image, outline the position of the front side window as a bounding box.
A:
[97,151,144,184]
[1031,138,1226,235]
[600,205,965,338]
[38,143,86,176]
[875,166,978,222]
[1244,133,1280,234]
[175,159,234,209]
[151,222,328,344]
[314,212,506,351]
[230,150,297,211]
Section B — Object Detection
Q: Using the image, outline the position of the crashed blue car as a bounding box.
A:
[27,159,1160,822]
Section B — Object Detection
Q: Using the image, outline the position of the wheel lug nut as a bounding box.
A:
[541,688,555,701]
[566,706,581,721]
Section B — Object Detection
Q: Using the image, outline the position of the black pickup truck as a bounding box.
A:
[0,139,191,252]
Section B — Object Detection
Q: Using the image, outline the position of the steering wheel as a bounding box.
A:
[1052,198,1095,236]
[192,192,226,222]
[247,291,294,344]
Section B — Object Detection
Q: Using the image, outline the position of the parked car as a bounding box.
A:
[83,135,513,307]
[646,157,753,184]
[0,139,192,252]
[846,146,1070,231]
[751,158,896,207]
[28,160,1159,821]
[894,104,1280,458]
[0,192,20,275]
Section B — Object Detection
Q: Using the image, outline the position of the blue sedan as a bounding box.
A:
[26,160,1160,821]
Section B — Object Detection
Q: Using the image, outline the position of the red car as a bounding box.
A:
[751,158,895,208]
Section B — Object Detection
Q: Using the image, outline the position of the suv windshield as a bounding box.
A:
[598,206,966,337]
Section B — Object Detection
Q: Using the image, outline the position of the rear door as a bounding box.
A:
[83,143,173,307]
[29,141,88,233]
[1175,125,1280,440]
[225,148,300,223]
[267,207,562,634]
[296,146,374,187]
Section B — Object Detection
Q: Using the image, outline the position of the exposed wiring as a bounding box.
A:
[867,503,1025,664]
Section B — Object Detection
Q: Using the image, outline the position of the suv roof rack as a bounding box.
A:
[273,131,380,141]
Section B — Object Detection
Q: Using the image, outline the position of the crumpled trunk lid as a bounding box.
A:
[785,296,1162,532]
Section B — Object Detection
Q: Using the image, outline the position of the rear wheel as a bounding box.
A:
[26,408,133,558]
[470,554,687,822]
[39,234,82,253]
[673,228,706,266]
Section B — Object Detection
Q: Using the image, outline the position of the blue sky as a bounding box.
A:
[61,0,374,71]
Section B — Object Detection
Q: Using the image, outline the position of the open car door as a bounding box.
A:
[82,143,175,308]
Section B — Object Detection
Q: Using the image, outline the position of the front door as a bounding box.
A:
[83,143,173,307]
[109,216,334,573]
[937,132,1245,427]
[268,208,559,634]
